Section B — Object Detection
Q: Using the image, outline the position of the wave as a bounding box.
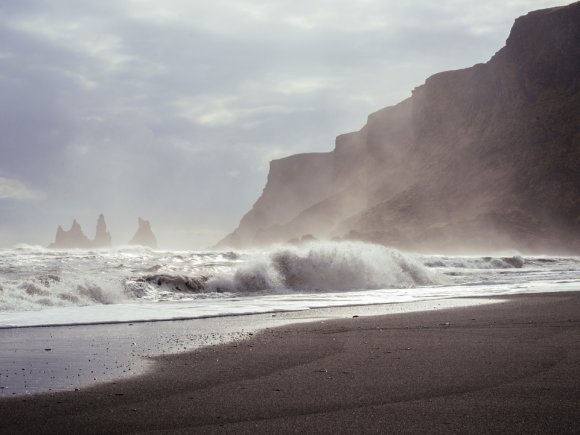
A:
[423,255,525,269]
[125,274,209,297]
[0,277,127,311]
[5,241,576,314]
[205,241,442,293]
[0,241,442,311]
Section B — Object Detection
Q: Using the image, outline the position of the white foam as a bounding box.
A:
[1,242,579,328]
[206,241,442,293]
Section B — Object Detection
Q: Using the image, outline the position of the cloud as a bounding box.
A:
[0,177,43,200]
[0,0,567,247]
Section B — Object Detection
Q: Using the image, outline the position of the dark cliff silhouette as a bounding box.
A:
[49,215,112,249]
[219,2,580,253]
[129,217,158,249]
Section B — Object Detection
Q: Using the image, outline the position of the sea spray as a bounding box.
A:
[206,241,442,293]
[1,243,578,316]
[0,241,441,310]
[423,255,525,269]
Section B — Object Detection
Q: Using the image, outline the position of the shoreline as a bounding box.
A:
[1,291,579,433]
[0,295,501,330]
[0,297,498,397]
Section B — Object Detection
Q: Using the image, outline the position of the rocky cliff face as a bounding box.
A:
[129,217,158,248]
[219,2,580,253]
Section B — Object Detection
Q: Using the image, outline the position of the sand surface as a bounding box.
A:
[0,298,493,397]
[1,292,579,434]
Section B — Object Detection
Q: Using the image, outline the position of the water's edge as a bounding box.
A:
[0,297,502,398]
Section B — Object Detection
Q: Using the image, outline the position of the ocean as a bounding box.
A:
[1,239,580,396]
[1,240,579,328]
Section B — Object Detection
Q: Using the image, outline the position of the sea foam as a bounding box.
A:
[1,242,579,317]
[0,241,440,311]
[205,241,442,293]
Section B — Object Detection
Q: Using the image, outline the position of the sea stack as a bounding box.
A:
[93,214,112,248]
[129,217,158,248]
[48,219,92,249]
[49,215,113,249]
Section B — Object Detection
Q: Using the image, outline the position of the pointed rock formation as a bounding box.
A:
[219,2,580,253]
[49,219,92,249]
[129,217,158,248]
[93,214,112,248]
[49,215,113,249]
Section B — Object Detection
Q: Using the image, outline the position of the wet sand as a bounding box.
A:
[1,292,579,434]
[0,298,493,397]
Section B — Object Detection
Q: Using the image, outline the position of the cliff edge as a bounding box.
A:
[219,2,580,253]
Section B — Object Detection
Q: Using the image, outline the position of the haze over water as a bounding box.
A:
[1,241,579,328]
[0,0,567,249]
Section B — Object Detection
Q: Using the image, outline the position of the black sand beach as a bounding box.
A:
[1,292,579,434]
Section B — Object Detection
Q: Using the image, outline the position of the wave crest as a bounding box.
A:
[424,255,525,269]
[206,241,442,293]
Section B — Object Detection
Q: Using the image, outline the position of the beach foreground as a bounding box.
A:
[1,292,579,434]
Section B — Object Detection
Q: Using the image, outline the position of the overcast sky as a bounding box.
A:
[0,0,567,249]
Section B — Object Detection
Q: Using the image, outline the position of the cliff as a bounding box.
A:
[219,2,580,253]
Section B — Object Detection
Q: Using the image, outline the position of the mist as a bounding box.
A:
[2,4,579,430]
[218,1,580,254]
[0,0,569,250]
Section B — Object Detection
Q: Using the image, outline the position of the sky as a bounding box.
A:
[0,0,568,249]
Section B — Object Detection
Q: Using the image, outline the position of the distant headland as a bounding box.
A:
[219,2,580,254]
[48,215,158,249]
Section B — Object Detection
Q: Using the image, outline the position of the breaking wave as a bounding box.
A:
[206,241,441,293]
[0,241,441,311]
[3,242,578,314]
[423,255,525,269]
